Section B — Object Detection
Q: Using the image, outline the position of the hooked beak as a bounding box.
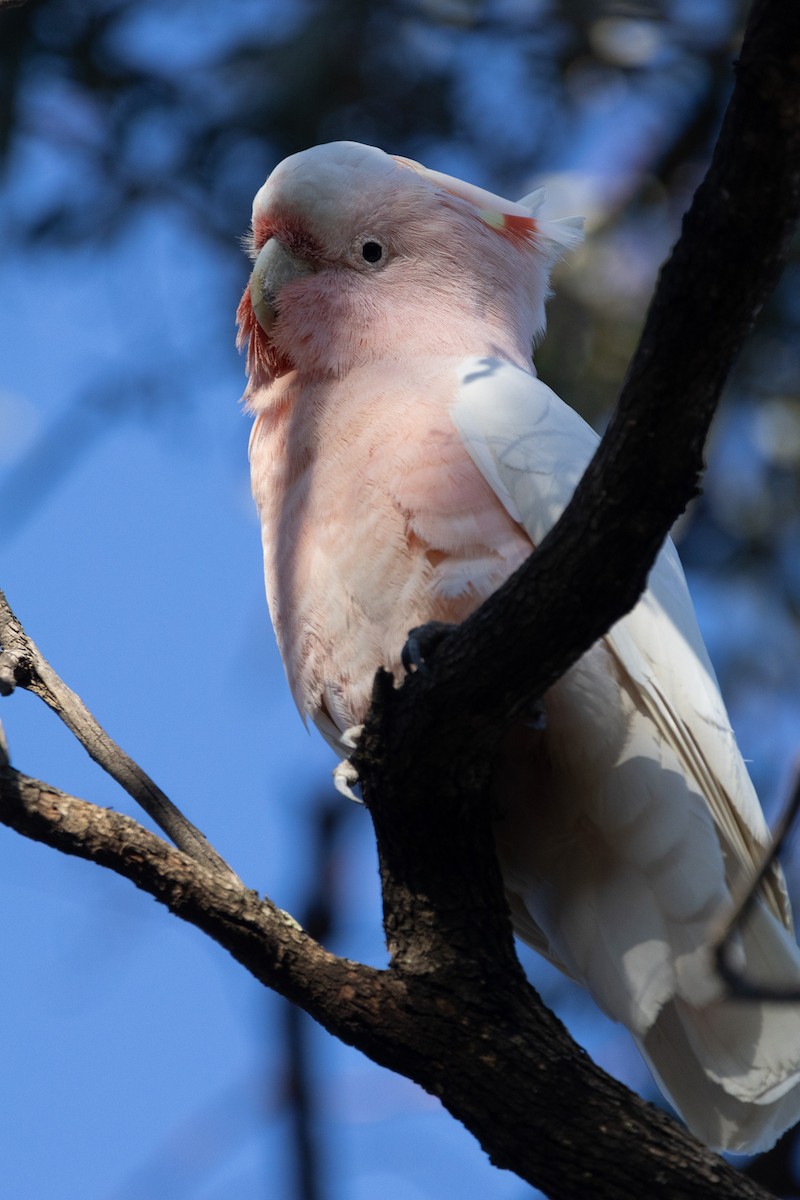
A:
[249,239,315,334]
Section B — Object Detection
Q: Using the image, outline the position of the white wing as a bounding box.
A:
[452,355,800,1152]
[454,355,783,907]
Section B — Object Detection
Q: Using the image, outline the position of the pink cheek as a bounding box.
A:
[252,214,273,251]
[236,285,291,379]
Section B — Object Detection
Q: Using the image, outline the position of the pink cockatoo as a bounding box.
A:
[237,140,800,1153]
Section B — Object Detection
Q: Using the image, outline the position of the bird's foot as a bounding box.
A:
[401,621,455,676]
[333,759,361,803]
[333,725,364,803]
[341,724,363,750]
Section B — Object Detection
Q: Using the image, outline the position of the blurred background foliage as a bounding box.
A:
[1,0,800,1197]
[5,0,800,557]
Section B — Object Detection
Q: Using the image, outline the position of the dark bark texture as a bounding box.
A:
[1,1,800,1198]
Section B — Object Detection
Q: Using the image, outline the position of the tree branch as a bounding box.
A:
[0,588,238,880]
[0,763,386,1025]
[0,763,775,1200]
[714,766,800,1000]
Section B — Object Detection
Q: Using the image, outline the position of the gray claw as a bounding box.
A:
[401,621,454,676]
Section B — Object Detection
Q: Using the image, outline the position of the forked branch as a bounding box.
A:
[0,588,238,880]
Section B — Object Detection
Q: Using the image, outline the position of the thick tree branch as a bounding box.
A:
[0,763,386,1027]
[0,763,775,1200]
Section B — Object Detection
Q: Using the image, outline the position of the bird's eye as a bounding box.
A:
[361,241,384,264]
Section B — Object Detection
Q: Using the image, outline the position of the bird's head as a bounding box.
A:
[237,141,582,399]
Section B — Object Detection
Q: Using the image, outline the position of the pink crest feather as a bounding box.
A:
[392,155,538,243]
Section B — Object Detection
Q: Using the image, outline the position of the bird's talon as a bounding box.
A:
[402,621,455,675]
[333,759,362,803]
[341,723,364,750]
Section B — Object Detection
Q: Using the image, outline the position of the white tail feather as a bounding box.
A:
[454,356,800,1153]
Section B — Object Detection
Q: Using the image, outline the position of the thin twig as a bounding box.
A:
[0,588,240,882]
[714,765,800,1001]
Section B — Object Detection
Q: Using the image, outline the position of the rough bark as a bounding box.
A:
[0,765,775,1200]
[1,1,799,1197]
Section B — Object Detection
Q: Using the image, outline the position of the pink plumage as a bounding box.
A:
[238,141,800,1152]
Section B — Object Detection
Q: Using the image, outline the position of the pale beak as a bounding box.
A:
[249,239,315,334]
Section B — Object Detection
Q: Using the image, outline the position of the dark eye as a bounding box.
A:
[361,241,384,263]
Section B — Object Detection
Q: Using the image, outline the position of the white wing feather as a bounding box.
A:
[452,355,800,1152]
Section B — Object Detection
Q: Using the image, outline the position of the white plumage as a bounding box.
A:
[239,141,800,1154]
[454,356,800,1151]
